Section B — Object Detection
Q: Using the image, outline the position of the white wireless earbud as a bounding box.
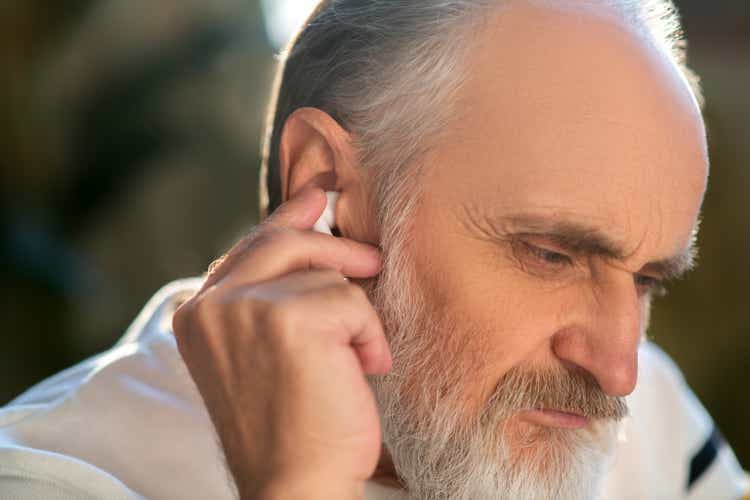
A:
[313,191,339,235]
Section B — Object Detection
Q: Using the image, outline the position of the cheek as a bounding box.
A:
[414,238,576,378]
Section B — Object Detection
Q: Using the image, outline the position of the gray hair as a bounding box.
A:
[258,0,702,248]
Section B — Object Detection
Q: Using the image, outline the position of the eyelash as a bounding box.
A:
[522,241,669,297]
[523,242,572,267]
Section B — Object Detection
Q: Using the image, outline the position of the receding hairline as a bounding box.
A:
[258,0,703,218]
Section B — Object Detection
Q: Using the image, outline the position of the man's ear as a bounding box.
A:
[279,107,354,201]
[278,107,378,244]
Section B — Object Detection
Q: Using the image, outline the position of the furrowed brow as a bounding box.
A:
[490,213,629,260]
[642,244,698,280]
[642,217,701,280]
[492,213,700,280]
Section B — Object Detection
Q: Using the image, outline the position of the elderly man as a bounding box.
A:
[1,0,748,499]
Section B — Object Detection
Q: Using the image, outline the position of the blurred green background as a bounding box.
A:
[1,0,748,468]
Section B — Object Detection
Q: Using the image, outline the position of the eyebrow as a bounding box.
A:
[488,213,698,280]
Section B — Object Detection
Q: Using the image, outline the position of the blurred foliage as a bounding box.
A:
[1,0,748,469]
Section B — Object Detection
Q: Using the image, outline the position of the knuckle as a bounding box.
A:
[245,224,272,248]
[172,293,204,339]
[259,300,301,346]
[193,289,220,319]
[178,289,223,339]
[206,254,228,277]
[171,298,193,337]
[256,226,299,248]
[244,227,305,264]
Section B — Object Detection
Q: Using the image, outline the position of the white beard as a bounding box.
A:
[364,239,625,500]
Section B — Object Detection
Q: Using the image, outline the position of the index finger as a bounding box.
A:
[218,229,381,287]
[264,185,329,231]
[202,186,331,288]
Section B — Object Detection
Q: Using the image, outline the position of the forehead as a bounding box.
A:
[425,2,708,260]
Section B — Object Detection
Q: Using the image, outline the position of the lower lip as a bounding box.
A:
[518,409,590,429]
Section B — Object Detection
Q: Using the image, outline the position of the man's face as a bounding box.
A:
[366,3,707,499]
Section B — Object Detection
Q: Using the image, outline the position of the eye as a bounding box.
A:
[508,237,577,280]
[522,242,573,267]
[634,274,668,297]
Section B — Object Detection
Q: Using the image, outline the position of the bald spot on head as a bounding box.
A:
[425,0,708,269]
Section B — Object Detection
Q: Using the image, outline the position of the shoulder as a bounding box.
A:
[0,445,144,499]
[115,277,204,346]
[633,341,711,442]
[7,277,203,409]
[0,277,235,499]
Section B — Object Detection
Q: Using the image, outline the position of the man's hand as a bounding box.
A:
[172,186,391,500]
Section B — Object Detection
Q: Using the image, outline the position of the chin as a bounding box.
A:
[372,386,621,500]
[496,415,621,494]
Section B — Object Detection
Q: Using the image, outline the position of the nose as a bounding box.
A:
[552,272,641,397]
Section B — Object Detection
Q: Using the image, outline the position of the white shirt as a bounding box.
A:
[1,279,747,499]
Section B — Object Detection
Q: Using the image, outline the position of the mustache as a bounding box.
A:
[484,365,629,422]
